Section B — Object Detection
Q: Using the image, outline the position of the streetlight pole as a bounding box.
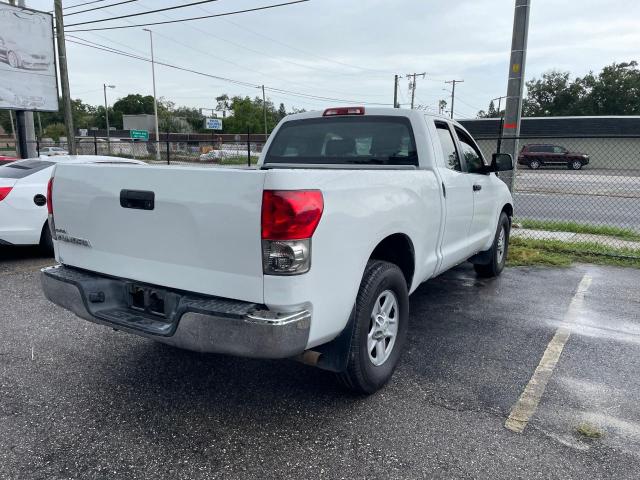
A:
[261,85,268,140]
[103,83,115,153]
[143,28,161,161]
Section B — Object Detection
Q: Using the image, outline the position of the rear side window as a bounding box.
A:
[265,116,418,166]
[0,159,54,179]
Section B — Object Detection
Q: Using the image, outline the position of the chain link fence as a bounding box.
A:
[477,135,640,255]
[27,137,265,167]
[14,133,640,256]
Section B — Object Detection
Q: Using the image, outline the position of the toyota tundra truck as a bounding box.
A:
[41,107,514,394]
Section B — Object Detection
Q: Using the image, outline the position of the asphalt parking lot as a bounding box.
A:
[2,247,640,479]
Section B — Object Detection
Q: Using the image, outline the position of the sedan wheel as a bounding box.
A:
[8,51,20,69]
[570,160,583,170]
[529,159,541,170]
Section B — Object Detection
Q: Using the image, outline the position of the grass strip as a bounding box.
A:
[508,237,640,268]
[515,218,640,242]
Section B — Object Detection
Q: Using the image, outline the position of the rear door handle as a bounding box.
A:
[473,184,482,192]
[120,190,155,210]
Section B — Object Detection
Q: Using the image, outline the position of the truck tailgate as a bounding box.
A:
[52,164,266,303]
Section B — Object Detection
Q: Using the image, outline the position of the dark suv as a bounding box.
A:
[518,144,589,170]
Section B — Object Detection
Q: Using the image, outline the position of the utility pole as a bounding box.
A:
[393,75,399,108]
[143,28,160,161]
[103,84,115,153]
[54,0,76,154]
[261,84,268,140]
[11,0,37,157]
[406,72,426,110]
[501,0,531,191]
[445,79,464,119]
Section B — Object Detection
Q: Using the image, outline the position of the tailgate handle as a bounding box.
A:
[120,190,155,210]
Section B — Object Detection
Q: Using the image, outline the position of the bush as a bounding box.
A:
[43,123,66,142]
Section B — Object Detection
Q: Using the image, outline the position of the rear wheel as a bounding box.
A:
[528,159,541,170]
[337,260,409,394]
[40,222,53,256]
[474,212,510,278]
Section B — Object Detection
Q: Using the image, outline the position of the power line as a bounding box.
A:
[66,0,221,25]
[222,18,396,76]
[65,0,310,32]
[133,0,388,83]
[65,0,139,16]
[64,0,111,10]
[66,38,392,106]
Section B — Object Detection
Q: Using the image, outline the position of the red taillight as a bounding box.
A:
[261,190,324,240]
[323,106,365,116]
[0,187,12,201]
[46,177,53,214]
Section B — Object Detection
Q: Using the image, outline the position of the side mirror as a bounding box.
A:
[491,153,514,172]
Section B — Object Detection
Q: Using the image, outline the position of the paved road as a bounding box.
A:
[514,192,640,232]
[513,170,640,230]
[2,248,640,479]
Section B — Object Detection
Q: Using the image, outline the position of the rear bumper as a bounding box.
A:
[41,265,311,358]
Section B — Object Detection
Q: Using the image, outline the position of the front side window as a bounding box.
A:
[435,122,461,172]
[553,146,566,153]
[455,128,486,174]
[264,116,418,166]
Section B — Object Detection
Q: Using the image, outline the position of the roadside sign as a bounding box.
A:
[130,129,149,141]
[205,118,223,130]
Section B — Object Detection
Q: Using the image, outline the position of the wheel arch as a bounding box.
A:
[368,233,415,290]
[502,202,513,220]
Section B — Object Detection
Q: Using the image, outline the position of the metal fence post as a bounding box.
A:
[247,127,251,167]
[166,132,170,165]
[93,132,98,155]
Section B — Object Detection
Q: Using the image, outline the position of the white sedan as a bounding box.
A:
[40,147,69,156]
[0,155,145,253]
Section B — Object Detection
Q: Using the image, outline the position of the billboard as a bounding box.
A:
[0,3,58,112]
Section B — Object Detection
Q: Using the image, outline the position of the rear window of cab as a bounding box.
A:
[265,116,419,166]
[0,159,54,179]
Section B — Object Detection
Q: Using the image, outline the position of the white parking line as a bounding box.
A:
[505,273,592,433]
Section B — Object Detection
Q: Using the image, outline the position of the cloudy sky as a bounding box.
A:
[22,0,640,118]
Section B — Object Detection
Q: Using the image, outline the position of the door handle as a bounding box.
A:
[473,184,482,192]
[442,182,446,198]
[120,189,155,210]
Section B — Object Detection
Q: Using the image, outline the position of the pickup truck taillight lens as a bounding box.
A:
[47,177,56,240]
[46,178,53,214]
[0,187,12,201]
[261,190,323,275]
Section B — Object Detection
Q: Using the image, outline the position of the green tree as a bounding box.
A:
[523,71,587,116]
[277,103,287,120]
[216,94,231,118]
[43,123,66,141]
[111,94,156,129]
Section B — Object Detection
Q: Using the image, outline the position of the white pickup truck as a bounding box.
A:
[41,107,514,393]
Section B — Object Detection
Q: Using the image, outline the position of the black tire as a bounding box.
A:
[528,159,541,170]
[474,212,510,278]
[8,51,21,69]
[40,222,54,256]
[337,260,409,394]
[569,160,583,170]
